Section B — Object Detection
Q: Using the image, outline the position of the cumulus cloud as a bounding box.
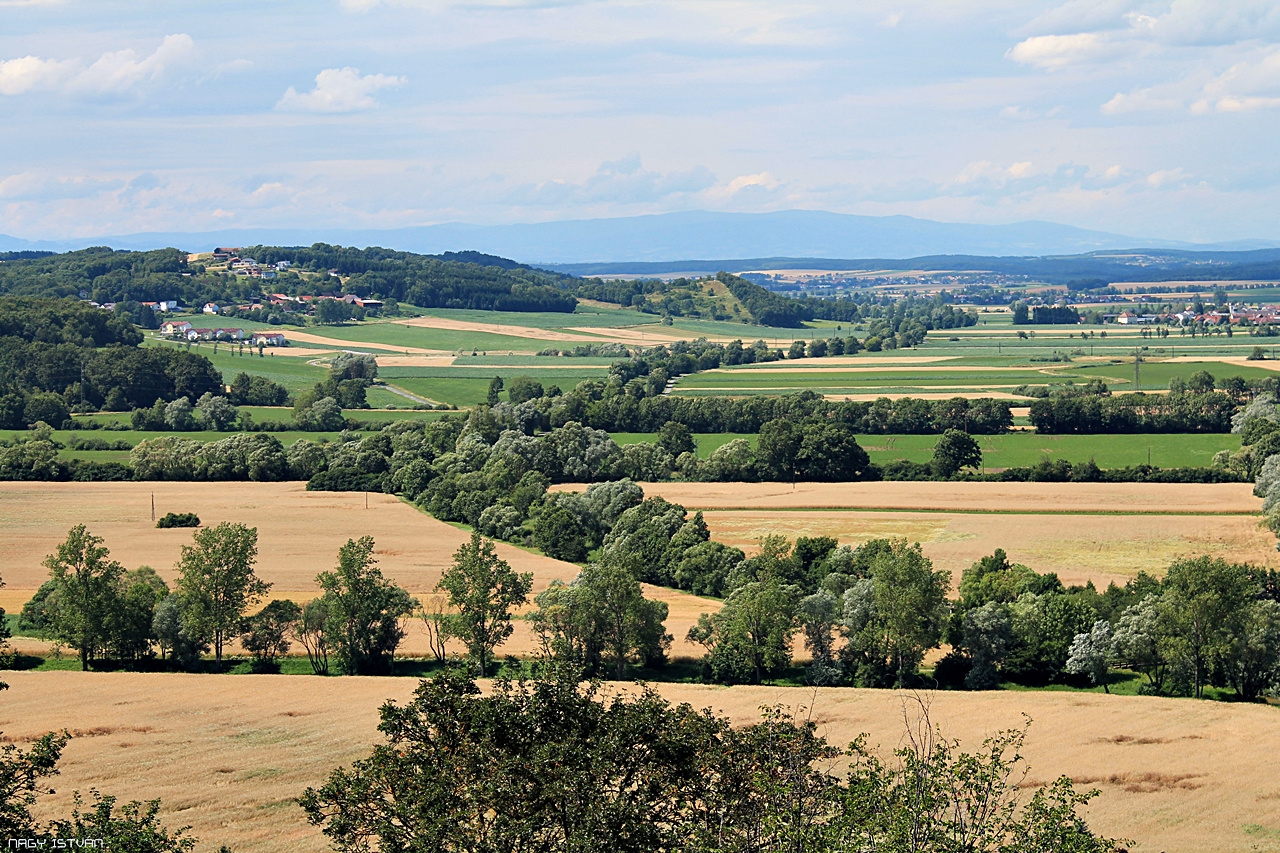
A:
[276,67,406,113]
[74,33,194,94]
[0,55,75,95]
[0,34,194,97]
[1006,32,1119,69]
[725,172,781,195]
[1102,46,1280,114]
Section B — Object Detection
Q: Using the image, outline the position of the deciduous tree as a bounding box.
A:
[175,522,268,664]
[437,532,531,677]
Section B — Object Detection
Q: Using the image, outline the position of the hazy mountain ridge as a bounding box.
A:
[2,209,1274,263]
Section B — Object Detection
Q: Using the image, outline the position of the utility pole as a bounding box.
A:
[151,492,155,522]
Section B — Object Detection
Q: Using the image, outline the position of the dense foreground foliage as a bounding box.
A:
[301,669,1124,853]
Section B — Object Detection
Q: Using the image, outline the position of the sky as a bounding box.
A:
[1,0,1279,243]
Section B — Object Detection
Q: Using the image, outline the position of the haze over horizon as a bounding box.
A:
[3,2,1280,247]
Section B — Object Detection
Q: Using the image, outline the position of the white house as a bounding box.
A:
[160,320,193,336]
[203,303,220,314]
[250,331,287,347]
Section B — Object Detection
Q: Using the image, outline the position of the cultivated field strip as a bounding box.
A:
[556,481,1262,515]
[6,671,1280,853]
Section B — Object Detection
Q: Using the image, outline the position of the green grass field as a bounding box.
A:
[383,366,611,407]
[609,433,758,458]
[148,339,330,392]
[607,431,1239,469]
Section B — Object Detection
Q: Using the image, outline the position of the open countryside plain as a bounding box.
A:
[5,671,1280,853]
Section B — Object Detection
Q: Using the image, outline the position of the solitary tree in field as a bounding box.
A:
[931,428,982,477]
[43,525,125,670]
[175,522,268,664]
[316,537,416,676]
[437,532,532,677]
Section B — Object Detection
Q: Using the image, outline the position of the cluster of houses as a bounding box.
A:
[1108,305,1280,326]
[212,247,289,280]
[158,319,287,347]
[87,299,180,313]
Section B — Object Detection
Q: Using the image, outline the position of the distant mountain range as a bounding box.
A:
[2,209,1274,264]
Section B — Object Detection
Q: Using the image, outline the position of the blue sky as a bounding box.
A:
[1,0,1278,243]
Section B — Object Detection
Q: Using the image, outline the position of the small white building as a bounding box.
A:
[203,303,220,314]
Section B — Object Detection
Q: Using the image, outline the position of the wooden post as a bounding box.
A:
[151,492,155,521]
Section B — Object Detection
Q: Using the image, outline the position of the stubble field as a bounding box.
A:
[552,481,1273,588]
[0,482,718,657]
[4,671,1279,853]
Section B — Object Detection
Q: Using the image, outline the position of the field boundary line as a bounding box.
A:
[691,506,1258,517]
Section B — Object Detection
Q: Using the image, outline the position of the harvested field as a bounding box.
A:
[729,356,961,367]
[396,315,604,343]
[557,481,1262,515]
[0,482,718,657]
[5,671,1280,853]
[826,391,1028,401]
[372,355,457,368]
[698,509,1280,588]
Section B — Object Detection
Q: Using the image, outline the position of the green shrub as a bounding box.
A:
[155,512,200,529]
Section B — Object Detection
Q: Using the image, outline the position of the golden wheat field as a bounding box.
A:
[620,481,1263,514]
[698,509,1280,589]
[0,482,718,657]
[3,671,1279,853]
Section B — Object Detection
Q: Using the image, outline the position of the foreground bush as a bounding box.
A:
[301,669,1125,853]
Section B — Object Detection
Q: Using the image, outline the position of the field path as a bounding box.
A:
[6,671,1280,853]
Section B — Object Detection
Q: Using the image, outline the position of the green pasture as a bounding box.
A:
[382,366,611,407]
[855,432,1240,469]
[1068,360,1278,390]
[609,433,758,458]
[148,339,330,392]
[606,430,1237,468]
[413,305,659,330]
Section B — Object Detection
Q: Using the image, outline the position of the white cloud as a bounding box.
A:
[0,55,74,95]
[73,33,194,94]
[1147,167,1190,188]
[725,172,781,194]
[276,67,406,113]
[0,34,194,97]
[1007,32,1118,70]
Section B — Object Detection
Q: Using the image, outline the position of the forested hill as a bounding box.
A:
[0,244,580,313]
[242,244,577,312]
[572,270,977,332]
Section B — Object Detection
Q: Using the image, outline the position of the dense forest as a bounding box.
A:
[0,298,223,429]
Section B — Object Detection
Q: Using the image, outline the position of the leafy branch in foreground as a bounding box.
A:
[301,670,1127,853]
[1,730,196,852]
